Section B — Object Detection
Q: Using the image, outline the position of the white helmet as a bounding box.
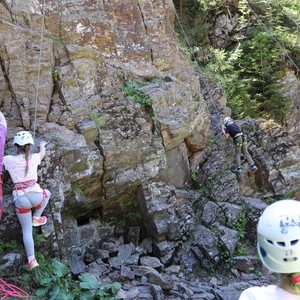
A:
[224,117,231,126]
[13,131,34,146]
[257,199,300,273]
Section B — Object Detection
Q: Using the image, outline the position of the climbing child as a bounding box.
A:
[0,111,7,220]
[3,131,51,271]
[239,199,300,299]
[222,117,257,174]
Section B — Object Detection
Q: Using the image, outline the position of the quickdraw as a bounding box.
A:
[234,133,247,147]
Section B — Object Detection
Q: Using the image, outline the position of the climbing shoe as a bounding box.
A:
[32,216,47,227]
[231,167,242,174]
[250,165,258,173]
[27,258,39,271]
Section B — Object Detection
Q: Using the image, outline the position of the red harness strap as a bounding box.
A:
[15,207,31,214]
[34,190,47,210]
[13,180,36,191]
[14,181,48,214]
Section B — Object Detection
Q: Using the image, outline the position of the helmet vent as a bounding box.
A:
[267,240,273,245]
[291,239,299,246]
[276,241,285,247]
[283,257,298,262]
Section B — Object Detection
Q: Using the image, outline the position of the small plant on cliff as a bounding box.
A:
[123,79,153,106]
[122,197,142,225]
[232,212,248,239]
[91,111,106,128]
[52,68,60,81]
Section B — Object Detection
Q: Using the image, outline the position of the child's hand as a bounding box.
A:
[38,141,49,148]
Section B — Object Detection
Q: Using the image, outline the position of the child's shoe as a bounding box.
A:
[27,258,39,271]
[32,216,47,227]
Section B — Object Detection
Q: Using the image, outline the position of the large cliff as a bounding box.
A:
[0,0,209,246]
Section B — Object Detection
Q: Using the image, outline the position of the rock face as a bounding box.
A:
[0,0,209,260]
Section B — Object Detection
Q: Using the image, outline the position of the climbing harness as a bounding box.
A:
[0,277,29,299]
[13,180,47,214]
[233,133,247,147]
[13,179,36,191]
[233,132,243,139]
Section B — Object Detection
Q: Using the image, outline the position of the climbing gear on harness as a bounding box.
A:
[224,117,231,126]
[26,258,39,271]
[32,216,47,227]
[257,199,300,273]
[231,167,242,173]
[233,132,243,139]
[234,133,247,147]
[13,132,34,146]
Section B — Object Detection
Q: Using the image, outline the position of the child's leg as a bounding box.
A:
[32,189,51,218]
[15,196,35,260]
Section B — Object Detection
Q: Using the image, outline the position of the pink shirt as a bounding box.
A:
[3,153,43,200]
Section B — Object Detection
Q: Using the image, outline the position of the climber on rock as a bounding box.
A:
[222,117,257,174]
[3,131,51,271]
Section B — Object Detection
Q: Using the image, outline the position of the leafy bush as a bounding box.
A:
[27,258,121,300]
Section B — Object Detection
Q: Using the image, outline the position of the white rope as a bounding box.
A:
[245,0,300,72]
[33,0,46,137]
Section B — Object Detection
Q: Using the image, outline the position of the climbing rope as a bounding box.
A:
[0,278,29,299]
[171,1,222,118]
[33,0,46,138]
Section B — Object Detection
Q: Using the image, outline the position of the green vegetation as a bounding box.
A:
[123,78,163,134]
[0,240,20,254]
[232,212,248,239]
[52,68,60,81]
[235,242,249,256]
[122,197,142,225]
[90,111,106,128]
[174,0,300,123]
[0,237,121,299]
[123,80,153,106]
[23,258,121,299]
[191,170,199,182]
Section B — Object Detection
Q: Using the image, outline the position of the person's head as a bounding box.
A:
[257,199,300,291]
[223,117,232,126]
[13,131,34,175]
